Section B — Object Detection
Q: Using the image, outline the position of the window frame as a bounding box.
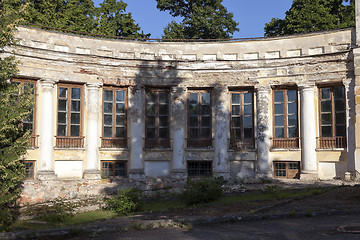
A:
[101,160,127,178]
[101,86,128,148]
[187,89,212,148]
[318,85,347,149]
[273,161,300,179]
[56,83,84,148]
[230,89,255,149]
[24,160,35,179]
[272,88,299,149]
[187,161,213,177]
[145,88,170,148]
[11,78,38,147]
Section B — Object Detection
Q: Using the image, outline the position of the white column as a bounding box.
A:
[214,86,230,178]
[129,86,145,179]
[299,84,318,180]
[38,79,56,180]
[171,87,187,178]
[83,83,102,179]
[255,85,272,178]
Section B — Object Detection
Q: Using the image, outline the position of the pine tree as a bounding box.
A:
[264,0,355,37]
[156,0,239,39]
[0,0,32,231]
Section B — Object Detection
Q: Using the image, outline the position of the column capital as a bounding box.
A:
[254,85,271,93]
[298,83,315,91]
[86,82,103,89]
[41,79,57,89]
[342,79,351,88]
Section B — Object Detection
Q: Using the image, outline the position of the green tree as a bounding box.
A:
[265,0,355,37]
[0,0,32,231]
[156,0,239,39]
[95,0,150,38]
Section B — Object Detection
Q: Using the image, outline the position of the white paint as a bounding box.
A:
[244,53,259,60]
[76,47,91,55]
[265,51,280,59]
[300,85,318,175]
[182,54,196,60]
[287,49,302,57]
[84,84,101,179]
[318,162,347,179]
[161,54,176,60]
[54,45,69,52]
[38,80,55,173]
[144,161,170,177]
[55,160,83,179]
[223,54,237,60]
[203,54,217,61]
[309,47,324,55]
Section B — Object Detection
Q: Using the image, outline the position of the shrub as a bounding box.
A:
[38,199,75,223]
[181,177,225,206]
[106,188,143,215]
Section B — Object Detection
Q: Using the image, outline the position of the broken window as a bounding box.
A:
[272,88,299,149]
[318,86,346,149]
[273,161,300,179]
[145,89,170,148]
[188,90,212,148]
[24,160,35,179]
[56,84,84,148]
[102,87,127,148]
[230,90,254,149]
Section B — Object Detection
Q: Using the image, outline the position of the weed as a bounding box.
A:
[146,223,154,229]
[38,199,75,223]
[131,223,142,230]
[106,188,143,215]
[181,177,225,206]
[288,210,296,217]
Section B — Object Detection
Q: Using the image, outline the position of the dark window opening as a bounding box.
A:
[187,161,212,177]
[101,161,127,178]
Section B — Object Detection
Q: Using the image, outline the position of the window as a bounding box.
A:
[273,161,300,179]
[56,84,84,148]
[12,79,38,148]
[230,90,254,149]
[102,87,127,148]
[101,161,127,178]
[187,161,212,177]
[145,89,170,148]
[188,90,211,148]
[24,161,35,179]
[318,86,346,149]
[272,89,299,149]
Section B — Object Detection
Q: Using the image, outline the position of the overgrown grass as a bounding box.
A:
[9,210,116,231]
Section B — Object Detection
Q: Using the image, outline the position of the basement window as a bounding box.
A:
[187,161,212,177]
[24,161,35,179]
[101,160,127,178]
[273,161,300,179]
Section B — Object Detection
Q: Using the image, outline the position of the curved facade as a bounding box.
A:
[7,14,360,202]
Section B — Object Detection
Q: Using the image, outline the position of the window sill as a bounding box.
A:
[316,148,347,152]
[228,148,257,152]
[271,148,301,152]
[185,147,214,152]
[99,148,129,151]
[143,148,173,152]
[54,148,85,151]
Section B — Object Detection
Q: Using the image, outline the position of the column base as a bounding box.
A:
[300,171,318,181]
[170,169,187,179]
[129,169,146,180]
[37,170,57,181]
[83,169,101,180]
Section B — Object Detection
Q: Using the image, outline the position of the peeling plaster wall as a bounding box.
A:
[6,26,358,203]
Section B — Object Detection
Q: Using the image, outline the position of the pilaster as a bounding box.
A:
[128,85,145,179]
[83,83,102,179]
[255,85,272,178]
[213,86,230,179]
[38,79,57,180]
[170,86,187,179]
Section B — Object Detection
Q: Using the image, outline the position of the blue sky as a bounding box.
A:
[92,0,294,39]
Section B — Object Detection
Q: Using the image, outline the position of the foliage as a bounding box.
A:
[265,0,355,37]
[38,199,75,223]
[106,188,144,215]
[95,0,150,38]
[0,0,32,232]
[181,177,225,206]
[7,0,149,38]
[156,0,239,39]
